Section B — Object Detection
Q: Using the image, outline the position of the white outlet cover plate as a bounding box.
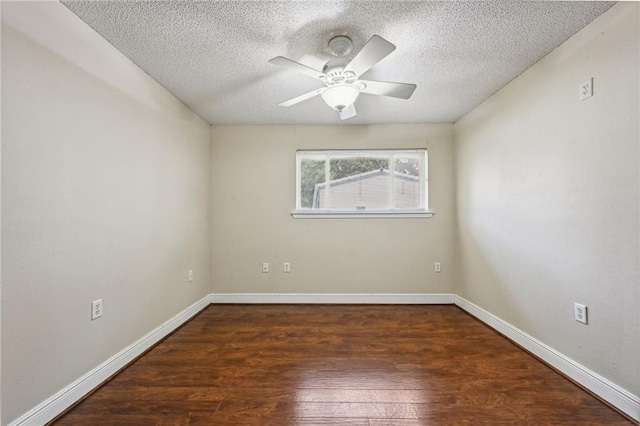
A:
[574,303,588,324]
[262,263,269,273]
[91,299,103,320]
[579,78,593,101]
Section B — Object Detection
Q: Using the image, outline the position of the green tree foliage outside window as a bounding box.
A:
[300,159,325,208]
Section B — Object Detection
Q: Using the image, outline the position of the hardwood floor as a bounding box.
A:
[53,305,632,425]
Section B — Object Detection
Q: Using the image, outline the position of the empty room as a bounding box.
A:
[1,1,638,425]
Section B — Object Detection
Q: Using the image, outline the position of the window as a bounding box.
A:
[294,149,432,218]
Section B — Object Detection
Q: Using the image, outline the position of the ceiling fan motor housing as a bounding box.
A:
[320,61,357,86]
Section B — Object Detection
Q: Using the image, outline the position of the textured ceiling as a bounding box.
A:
[61,1,614,125]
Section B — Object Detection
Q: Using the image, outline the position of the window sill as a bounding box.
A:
[291,211,435,219]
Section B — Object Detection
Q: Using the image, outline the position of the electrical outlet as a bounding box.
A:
[188,270,194,282]
[579,78,593,101]
[574,303,588,324]
[284,262,291,273]
[91,299,103,320]
[434,262,442,273]
[262,262,269,273]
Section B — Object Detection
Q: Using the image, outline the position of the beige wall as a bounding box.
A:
[2,0,638,423]
[210,124,454,295]
[1,2,211,423]
[454,2,639,396]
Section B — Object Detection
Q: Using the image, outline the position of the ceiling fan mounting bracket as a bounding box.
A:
[328,35,353,57]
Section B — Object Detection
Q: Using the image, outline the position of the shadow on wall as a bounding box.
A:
[7,10,200,123]
[457,208,580,339]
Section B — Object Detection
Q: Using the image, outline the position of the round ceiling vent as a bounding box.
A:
[328,36,353,57]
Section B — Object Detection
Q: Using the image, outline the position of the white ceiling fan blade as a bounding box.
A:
[269,56,327,81]
[359,80,417,99]
[339,104,357,120]
[278,88,325,107]
[344,35,396,77]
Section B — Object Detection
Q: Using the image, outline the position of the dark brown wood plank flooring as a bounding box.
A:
[53,305,632,425]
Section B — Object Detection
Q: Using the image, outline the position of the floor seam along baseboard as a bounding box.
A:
[9,293,639,425]
[454,295,639,422]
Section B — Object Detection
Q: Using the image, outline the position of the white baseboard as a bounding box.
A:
[209,293,455,304]
[454,295,640,422]
[9,294,211,426]
[11,293,638,424]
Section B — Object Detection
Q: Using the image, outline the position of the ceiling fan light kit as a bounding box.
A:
[269,35,417,120]
[320,85,359,111]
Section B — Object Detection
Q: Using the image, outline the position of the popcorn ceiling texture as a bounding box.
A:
[61,1,613,125]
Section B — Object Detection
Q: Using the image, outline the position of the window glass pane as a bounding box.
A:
[300,158,326,208]
[394,154,421,209]
[296,149,428,214]
[325,155,389,210]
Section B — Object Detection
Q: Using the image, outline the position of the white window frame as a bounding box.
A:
[293,149,434,219]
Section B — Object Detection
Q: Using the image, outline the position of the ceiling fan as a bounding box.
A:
[269,35,417,120]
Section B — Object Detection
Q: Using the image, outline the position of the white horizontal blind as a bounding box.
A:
[296,149,428,214]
